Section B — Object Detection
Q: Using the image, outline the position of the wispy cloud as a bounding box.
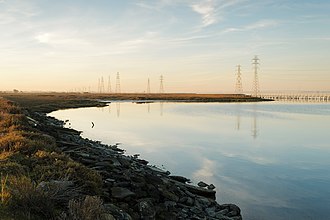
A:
[191,0,251,28]
[135,0,183,11]
[191,0,217,27]
[222,19,279,33]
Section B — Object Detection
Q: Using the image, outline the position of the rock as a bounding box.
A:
[104,204,133,220]
[137,159,149,165]
[186,197,195,206]
[160,189,179,202]
[102,213,116,220]
[169,175,191,183]
[148,166,170,175]
[164,201,177,209]
[214,212,232,220]
[185,183,216,199]
[205,207,216,217]
[208,184,216,190]
[138,199,156,219]
[111,187,135,199]
[105,178,115,184]
[197,197,212,207]
[217,208,229,216]
[197,181,208,188]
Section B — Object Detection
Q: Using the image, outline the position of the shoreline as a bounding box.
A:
[0,93,245,219]
[40,112,242,219]
[1,92,272,113]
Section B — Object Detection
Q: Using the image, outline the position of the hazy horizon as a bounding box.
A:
[1,0,329,93]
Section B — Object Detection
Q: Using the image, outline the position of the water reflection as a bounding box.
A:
[235,103,241,131]
[251,104,258,139]
[160,102,163,116]
[109,102,260,138]
[116,102,120,117]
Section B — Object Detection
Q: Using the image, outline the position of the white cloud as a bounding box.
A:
[35,33,51,44]
[35,32,90,47]
[191,0,217,26]
[193,158,216,178]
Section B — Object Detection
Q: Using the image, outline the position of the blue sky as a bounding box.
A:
[0,0,329,93]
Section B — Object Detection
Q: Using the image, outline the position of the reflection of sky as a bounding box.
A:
[49,102,330,220]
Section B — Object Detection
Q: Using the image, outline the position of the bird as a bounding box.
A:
[91,122,95,128]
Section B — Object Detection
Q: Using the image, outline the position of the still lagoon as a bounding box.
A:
[50,102,330,220]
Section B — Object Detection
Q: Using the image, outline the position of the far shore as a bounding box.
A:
[1,92,272,113]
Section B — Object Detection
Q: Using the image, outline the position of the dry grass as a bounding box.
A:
[0,98,103,219]
[62,196,106,220]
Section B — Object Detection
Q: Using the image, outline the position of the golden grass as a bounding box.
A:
[0,97,103,219]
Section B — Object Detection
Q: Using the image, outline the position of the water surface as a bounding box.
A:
[50,102,330,220]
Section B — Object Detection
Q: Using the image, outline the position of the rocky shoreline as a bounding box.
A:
[30,110,242,220]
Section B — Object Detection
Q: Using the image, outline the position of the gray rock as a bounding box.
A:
[197,197,212,207]
[186,197,195,206]
[205,207,216,217]
[197,181,208,188]
[138,199,156,220]
[111,187,135,199]
[169,175,191,183]
[217,208,229,216]
[207,184,216,190]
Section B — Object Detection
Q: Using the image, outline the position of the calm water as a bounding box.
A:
[49,102,330,220]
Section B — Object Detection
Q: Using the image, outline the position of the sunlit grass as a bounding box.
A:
[0,98,103,219]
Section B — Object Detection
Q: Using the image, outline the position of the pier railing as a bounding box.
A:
[259,93,330,102]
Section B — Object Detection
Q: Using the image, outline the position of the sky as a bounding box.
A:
[0,0,329,93]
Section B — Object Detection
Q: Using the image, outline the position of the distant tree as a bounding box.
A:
[13,89,19,93]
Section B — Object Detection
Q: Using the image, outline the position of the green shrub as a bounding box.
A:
[7,176,56,219]
[0,162,26,176]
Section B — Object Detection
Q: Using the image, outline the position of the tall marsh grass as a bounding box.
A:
[0,98,103,219]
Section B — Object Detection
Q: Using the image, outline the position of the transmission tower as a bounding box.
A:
[116,72,121,93]
[159,75,164,93]
[147,78,150,94]
[107,75,112,93]
[98,78,101,93]
[252,55,260,97]
[100,76,105,93]
[235,65,243,94]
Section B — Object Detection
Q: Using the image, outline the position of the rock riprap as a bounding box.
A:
[34,112,242,220]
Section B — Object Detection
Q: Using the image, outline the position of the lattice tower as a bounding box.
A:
[235,65,243,94]
[147,78,150,94]
[116,72,121,93]
[100,76,105,93]
[108,75,112,93]
[252,55,260,97]
[159,75,164,93]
